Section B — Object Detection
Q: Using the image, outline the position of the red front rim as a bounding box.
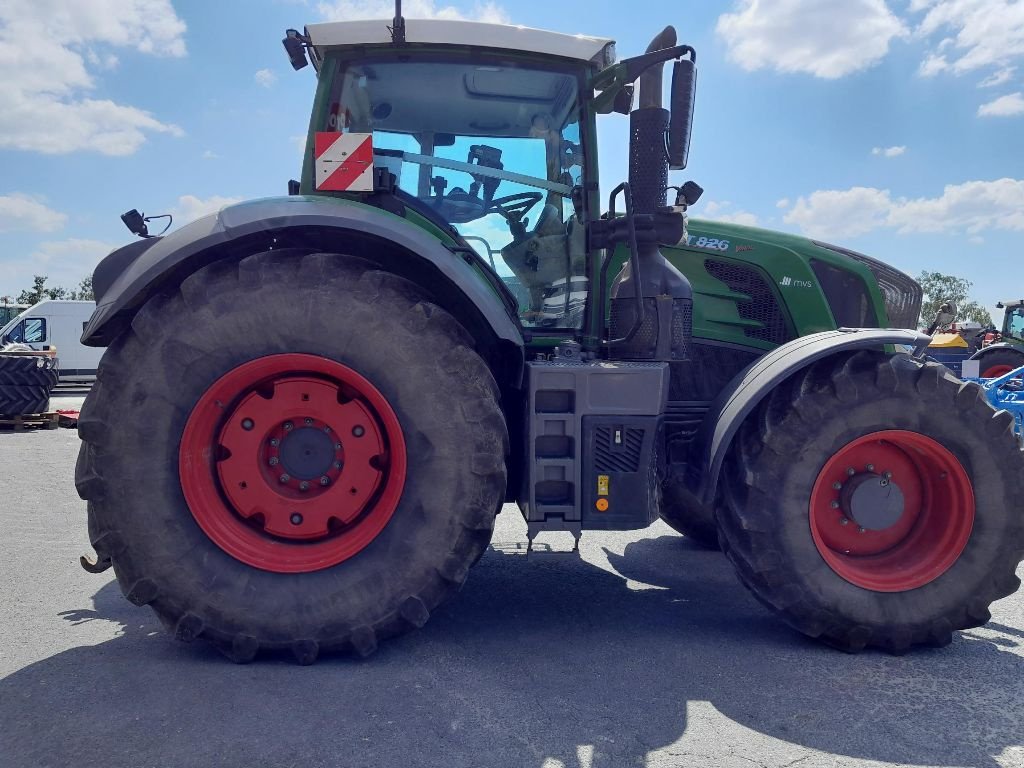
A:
[809,430,974,592]
[179,354,406,573]
[982,364,1015,378]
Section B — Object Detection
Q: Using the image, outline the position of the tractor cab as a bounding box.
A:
[300,20,612,329]
[1001,300,1024,341]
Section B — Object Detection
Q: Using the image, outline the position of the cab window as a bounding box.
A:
[1007,308,1024,340]
[325,56,588,330]
[6,318,47,344]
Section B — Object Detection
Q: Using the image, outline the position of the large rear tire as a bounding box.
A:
[76,251,507,663]
[976,347,1024,379]
[718,351,1024,653]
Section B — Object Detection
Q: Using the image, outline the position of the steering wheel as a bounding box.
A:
[487,192,543,231]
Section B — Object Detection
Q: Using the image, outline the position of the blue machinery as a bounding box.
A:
[965,365,1024,440]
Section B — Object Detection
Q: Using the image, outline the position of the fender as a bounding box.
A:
[969,342,1024,360]
[82,196,524,359]
[689,328,931,505]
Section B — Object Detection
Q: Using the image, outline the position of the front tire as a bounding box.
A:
[976,347,1024,378]
[76,251,507,663]
[718,351,1024,653]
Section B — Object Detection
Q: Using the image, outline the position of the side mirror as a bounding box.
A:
[121,209,148,238]
[668,58,697,171]
[283,29,309,71]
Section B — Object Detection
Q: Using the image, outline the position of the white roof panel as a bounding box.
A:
[306,19,615,65]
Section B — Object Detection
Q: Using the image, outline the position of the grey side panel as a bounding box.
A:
[693,328,931,504]
[82,196,522,349]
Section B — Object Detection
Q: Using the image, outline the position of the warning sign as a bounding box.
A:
[314,132,374,192]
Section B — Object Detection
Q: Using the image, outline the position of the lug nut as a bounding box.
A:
[880,478,889,487]
[352,425,365,437]
[299,481,310,491]
[290,513,303,525]
[304,418,313,426]
[324,426,332,433]
[883,471,893,479]
[269,456,279,466]
[846,467,856,476]
[333,460,342,469]
[270,438,280,447]
[283,421,294,431]
[334,443,342,450]
[832,481,842,490]
[319,476,330,486]
[858,526,866,534]
[241,418,254,431]
[866,464,875,472]
[839,517,849,526]
[830,501,840,509]
[280,474,290,483]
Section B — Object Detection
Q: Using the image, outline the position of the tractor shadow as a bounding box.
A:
[0,533,1021,768]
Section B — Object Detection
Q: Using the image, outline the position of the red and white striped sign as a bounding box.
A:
[314,132,374,192]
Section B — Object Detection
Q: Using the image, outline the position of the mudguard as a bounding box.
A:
[969,342,1024,361]
[82,196,523,353]
[690,328,931,505]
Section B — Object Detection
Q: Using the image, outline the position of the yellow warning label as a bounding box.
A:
[597,475,609,496]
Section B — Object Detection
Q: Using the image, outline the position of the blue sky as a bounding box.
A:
[1,0,1022,319]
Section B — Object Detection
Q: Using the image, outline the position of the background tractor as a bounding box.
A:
[924,299,1024,378]
[76,10,1024,663]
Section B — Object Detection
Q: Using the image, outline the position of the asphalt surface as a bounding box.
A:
[1,425,1023,768]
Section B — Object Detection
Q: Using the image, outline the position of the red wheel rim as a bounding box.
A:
[982,364,1015,378]
[179,354,406,573]
[809,430,974,592]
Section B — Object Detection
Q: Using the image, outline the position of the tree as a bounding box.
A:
[917,271,992,329]
[69,275,94,302]
[17,275,67,305]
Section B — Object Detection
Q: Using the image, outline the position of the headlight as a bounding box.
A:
[812,241,922,330]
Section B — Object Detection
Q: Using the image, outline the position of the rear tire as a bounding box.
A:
[718,351,1024,653]
[976,348,1024,378]
[76,250,508,663]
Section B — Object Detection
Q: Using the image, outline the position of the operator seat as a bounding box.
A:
[501,204,570,312]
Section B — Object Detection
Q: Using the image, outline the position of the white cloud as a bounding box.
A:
[912,0,1024,81]
[701,200,760,227]
[978,91,1024,116]
[317,0,509,22]
[979,66,1015,87]
[292,135,309,154]
[0,194,68,233]
[255,68,277,88]
[0,0,186,156]
[918,53,949,76]
[0,238,117,295]
[784,187,894,238]
[716,0,906,79]
[872,145,906,157]
[776,198,791,209]
[172,195,245,225]
[784,178,1024,239]
[202,149,218,159]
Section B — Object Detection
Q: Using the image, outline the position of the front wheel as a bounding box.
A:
[76,251,507,663]
[718,351,1024,653]
[976,348,1024,379]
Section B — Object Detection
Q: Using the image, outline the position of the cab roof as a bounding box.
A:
[305,19,616,67]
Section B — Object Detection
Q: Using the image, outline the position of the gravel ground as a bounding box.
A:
[1,427,1022,768]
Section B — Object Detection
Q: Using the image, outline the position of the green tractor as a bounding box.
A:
[76,11,1023,662]
[973,299,1024,378]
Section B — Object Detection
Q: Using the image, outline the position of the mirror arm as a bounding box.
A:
[590,45,696,115]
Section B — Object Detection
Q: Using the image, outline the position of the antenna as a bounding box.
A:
[390,0,406,44]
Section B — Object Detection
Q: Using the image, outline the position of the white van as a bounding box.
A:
[0,300,101,382]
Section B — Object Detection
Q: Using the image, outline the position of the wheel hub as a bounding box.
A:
[839,472,905,531]
[809,430,974,592]
[180,354,407,573]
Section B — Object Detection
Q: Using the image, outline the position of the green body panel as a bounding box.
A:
[601,219,890,351]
